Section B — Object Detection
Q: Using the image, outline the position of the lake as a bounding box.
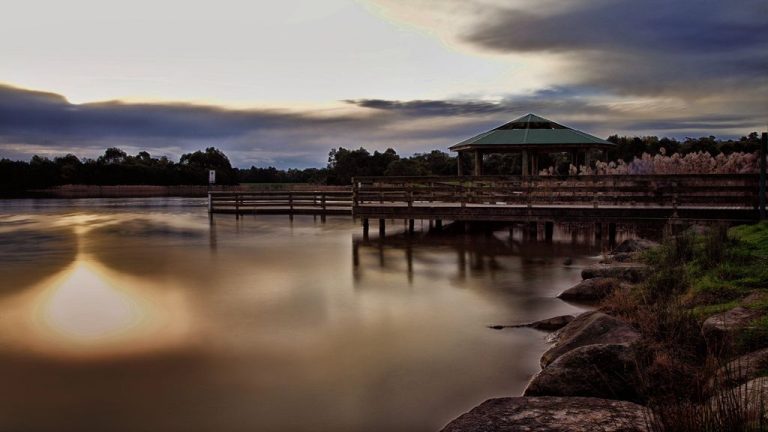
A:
[0,198,603,432]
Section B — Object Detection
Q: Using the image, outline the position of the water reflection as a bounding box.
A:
[4,255,194,358]
[0,200,624,432]
[38,260,147,342]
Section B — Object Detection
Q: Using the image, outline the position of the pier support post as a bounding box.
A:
[408,219,415,235]
[379,219,386,237]
[362,218,369,239]
[528,221,538,240]
[544,221,554,242]
[595,222,603,240]
[608,222,617,245]
[435,219,443,231]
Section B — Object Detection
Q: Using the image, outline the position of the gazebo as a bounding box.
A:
[449,113,615,176]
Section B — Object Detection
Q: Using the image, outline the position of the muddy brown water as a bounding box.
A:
[0,198,630,432]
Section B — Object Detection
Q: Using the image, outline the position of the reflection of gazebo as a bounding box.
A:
[449,113,615,176]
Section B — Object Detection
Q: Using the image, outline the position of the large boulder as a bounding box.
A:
[581,263,650,283]
[440,396,650,432]
[557,277,623,302]
[524,344,640,401]
[702,306,765,348]
[612,239,659,254]
[542,311,641,367]
[712,347,768,388]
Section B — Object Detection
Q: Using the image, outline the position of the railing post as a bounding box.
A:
[289,192,293,213]
[760,132,766,219]
[672,181,679,218]
[235,193,240,219]
[208,192,213,213]
[322,193,326,212]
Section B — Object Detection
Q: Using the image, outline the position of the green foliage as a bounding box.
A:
[737,315,768,353]
[0,146,239,191]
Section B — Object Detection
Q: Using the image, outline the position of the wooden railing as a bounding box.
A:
[352,174,760,209]
[209,190,353,215]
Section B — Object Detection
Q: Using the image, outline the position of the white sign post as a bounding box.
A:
[208,170,216,185]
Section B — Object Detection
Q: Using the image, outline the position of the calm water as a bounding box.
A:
[0,198,605,432]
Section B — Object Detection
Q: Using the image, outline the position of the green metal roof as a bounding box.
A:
[449,113,614,150]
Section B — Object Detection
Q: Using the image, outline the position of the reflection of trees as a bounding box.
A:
[0,227,78,295]
[86,218,208,279]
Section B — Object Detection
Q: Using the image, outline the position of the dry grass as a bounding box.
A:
[600,226,768,431]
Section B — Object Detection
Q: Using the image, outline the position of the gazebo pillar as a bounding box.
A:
[522,150,529,177]
[474,150,483,176]
[584,149,591,169]
[571,150,579,168]
[457,151,464,176]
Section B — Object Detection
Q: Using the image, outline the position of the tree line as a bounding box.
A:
[0,132,762,191]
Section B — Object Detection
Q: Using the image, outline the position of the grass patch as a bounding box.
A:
[601,223,768,431]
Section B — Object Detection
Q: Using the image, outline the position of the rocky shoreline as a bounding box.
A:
[441,234,768,431]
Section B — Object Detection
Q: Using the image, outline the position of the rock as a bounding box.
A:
[742,291,768,306]
[440,396,650,432]
[542,311,641,367]
[702,306,765,348]
[600,252,634,264]
[563,257,573,266]
[613,239,658,254]
[558,277,622,302]
[581,263,650,283]
[524,344,640,401]
[530,315,576,331]
[708,377,768,419]
[487,315,575,332]
[712,347,768,388]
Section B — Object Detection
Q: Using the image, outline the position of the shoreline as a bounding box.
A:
[443,227,768,431]
[0,183,347,199]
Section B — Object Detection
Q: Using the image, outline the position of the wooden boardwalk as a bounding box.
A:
[352,174,760,224]
[208,190,352,216]
[209,174,762,227]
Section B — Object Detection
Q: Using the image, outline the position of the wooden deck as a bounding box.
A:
[208,174,761,224]
[352,174,760,223]
[208,190,352,216]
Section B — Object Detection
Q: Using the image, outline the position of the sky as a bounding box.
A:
[0,0,766,168]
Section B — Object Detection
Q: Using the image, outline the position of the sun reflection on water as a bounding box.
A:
[37,261,148,342]
[1,254,195,358]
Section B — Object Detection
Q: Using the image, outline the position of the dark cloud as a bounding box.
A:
[0,82,764,169]
[463,0,768,95]
[346,87,612,118]
[0,84,375,167]
[344,99,509,116]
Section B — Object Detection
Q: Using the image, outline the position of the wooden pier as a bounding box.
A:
[208,190,352,216]
[208,174,761,230]
[352,174,760,233]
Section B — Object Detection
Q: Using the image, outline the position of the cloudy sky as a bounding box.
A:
[1,0,766,168]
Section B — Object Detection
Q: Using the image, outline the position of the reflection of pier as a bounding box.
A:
[352,227,606,285]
